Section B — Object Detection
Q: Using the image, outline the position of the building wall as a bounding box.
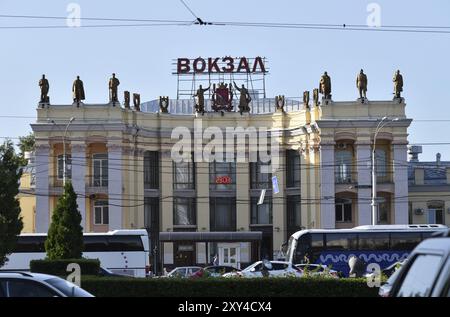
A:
[27,98,411,263]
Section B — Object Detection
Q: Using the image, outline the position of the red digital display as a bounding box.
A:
[215,176,232,184]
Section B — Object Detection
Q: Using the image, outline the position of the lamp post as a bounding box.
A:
[371,117,399,225]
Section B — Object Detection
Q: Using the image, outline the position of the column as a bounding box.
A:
[161,150,174,265]
[196,161,209,231]
[236,162,250,231]
[35,143,50,232]
[300,147,309,228]
[107,143,123,229]
[393,144,408,224]
[71,142,87,230]
[272,150,285,256]
[356,142,372,225]
[319,144,335,228]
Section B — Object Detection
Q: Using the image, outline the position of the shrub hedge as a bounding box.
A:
[81,276,379,297]
[30,258,100,276]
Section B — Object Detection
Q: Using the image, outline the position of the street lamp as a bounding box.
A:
[50,117,75,185]
[371,117,399,225]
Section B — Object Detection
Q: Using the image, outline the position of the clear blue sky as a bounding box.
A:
[0,0,448,161]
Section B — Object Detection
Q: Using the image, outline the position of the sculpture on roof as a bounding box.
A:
[72,76,85,104]
[194,84,210,115]
[39,74,50,104]
[109,73,120,103]
[303,91,310,109]
[133,93,140,111]
[313,88,319,107]
[356,69,368,100]
[275,95,285,112]
[124,91,130,108]
[233,81,251,114]
[159,96,169,113]
[319,71,331,99]
[393,70,403,99]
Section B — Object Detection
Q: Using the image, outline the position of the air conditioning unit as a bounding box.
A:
[337,143,347,150]
[414,208,424,215]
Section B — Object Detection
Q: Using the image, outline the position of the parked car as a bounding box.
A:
[98,267,128,278]
[0,272,94,297]
[389,230,450,297]
[294,264,340,278]
[223,260,302,278]
[165,266,203,278]
[192,265,240,278]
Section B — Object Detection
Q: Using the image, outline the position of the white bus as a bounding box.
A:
[1,230,150,278]
[285,224,448,277]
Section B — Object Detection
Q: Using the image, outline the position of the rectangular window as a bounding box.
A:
[251,197,272,225]
[92,154,108,187]
[335,198,352,222]
[390,232,422,251]
[287,195,301,236]
[94,200,109,225]
[210,197,236,231]
[57,154,72,180]
[335,150,353,183]
[250,161,272,189]
[358,233,390,250]
[428,209,444,225]
[325,233,358,250]
[286,150,300,188]
[173,197,196,226]
[144,151,159,189]
[173,157,195,190]
[210,161,236,190]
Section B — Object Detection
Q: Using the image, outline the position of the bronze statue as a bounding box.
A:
[124,91,130,108]
[313,88,319,106]
[319,71,331,99]
[109,73,120,103]
[275,95,285,112]
[393,70,403,99]
[193,84,210,114]
[233,81,251,114]
[39,74,49,103]
[159,96,169,113]
[356,69,368,99]
[303,91,310,109]
[72,76,85,103]
[133,93,140,111]
[212,82,233,112]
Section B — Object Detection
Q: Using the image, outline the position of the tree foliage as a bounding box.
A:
[0,140,24,267]
[45,181,84,259]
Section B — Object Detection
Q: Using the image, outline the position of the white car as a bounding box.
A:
[223,260,303,278]
[0,272,94,297]
[294,264,340,278]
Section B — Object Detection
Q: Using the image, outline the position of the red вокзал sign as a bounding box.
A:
[177,57,267,74]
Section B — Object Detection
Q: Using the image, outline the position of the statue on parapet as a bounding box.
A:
[124,91,130,108]
[356,69,368,101]
[109,73,120,104]
[393,70,403,100]
[133,93,140,111]
[303,91,310,109]
[39,74,50,105]
[194,84,210,115]
[159,96,169,113]
[319,71,332,100]
[313,88,320,107]
[233,81,251,114]
[72,75,85,105]
[275,95,285,112]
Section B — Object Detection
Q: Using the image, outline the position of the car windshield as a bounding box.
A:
[44,278,94,297]
[242,262,261,272]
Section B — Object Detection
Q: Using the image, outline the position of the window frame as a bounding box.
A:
[173,197,197,226]
[92,153,108,187]
[173,157,196,190]
[93,200,109,225]
[57,154,72,180]
[250,197,273,225]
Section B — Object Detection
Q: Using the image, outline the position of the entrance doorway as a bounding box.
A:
[218,243,241,269]
[174,243,195,267]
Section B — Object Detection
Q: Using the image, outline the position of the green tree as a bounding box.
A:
[0,140,24,267]
[45,181,84,259]
[17,132,35,166]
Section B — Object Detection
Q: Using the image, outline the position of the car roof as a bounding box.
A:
[413,237,450,253]
[0,272,59,281]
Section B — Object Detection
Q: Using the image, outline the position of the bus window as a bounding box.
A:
[325,233,357,251]
[83,236,108,252]
[390,232,421,250]
[15,236,46,253]
[107,235,144,251]
[310,233,324,263]
[358,233,389,250]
